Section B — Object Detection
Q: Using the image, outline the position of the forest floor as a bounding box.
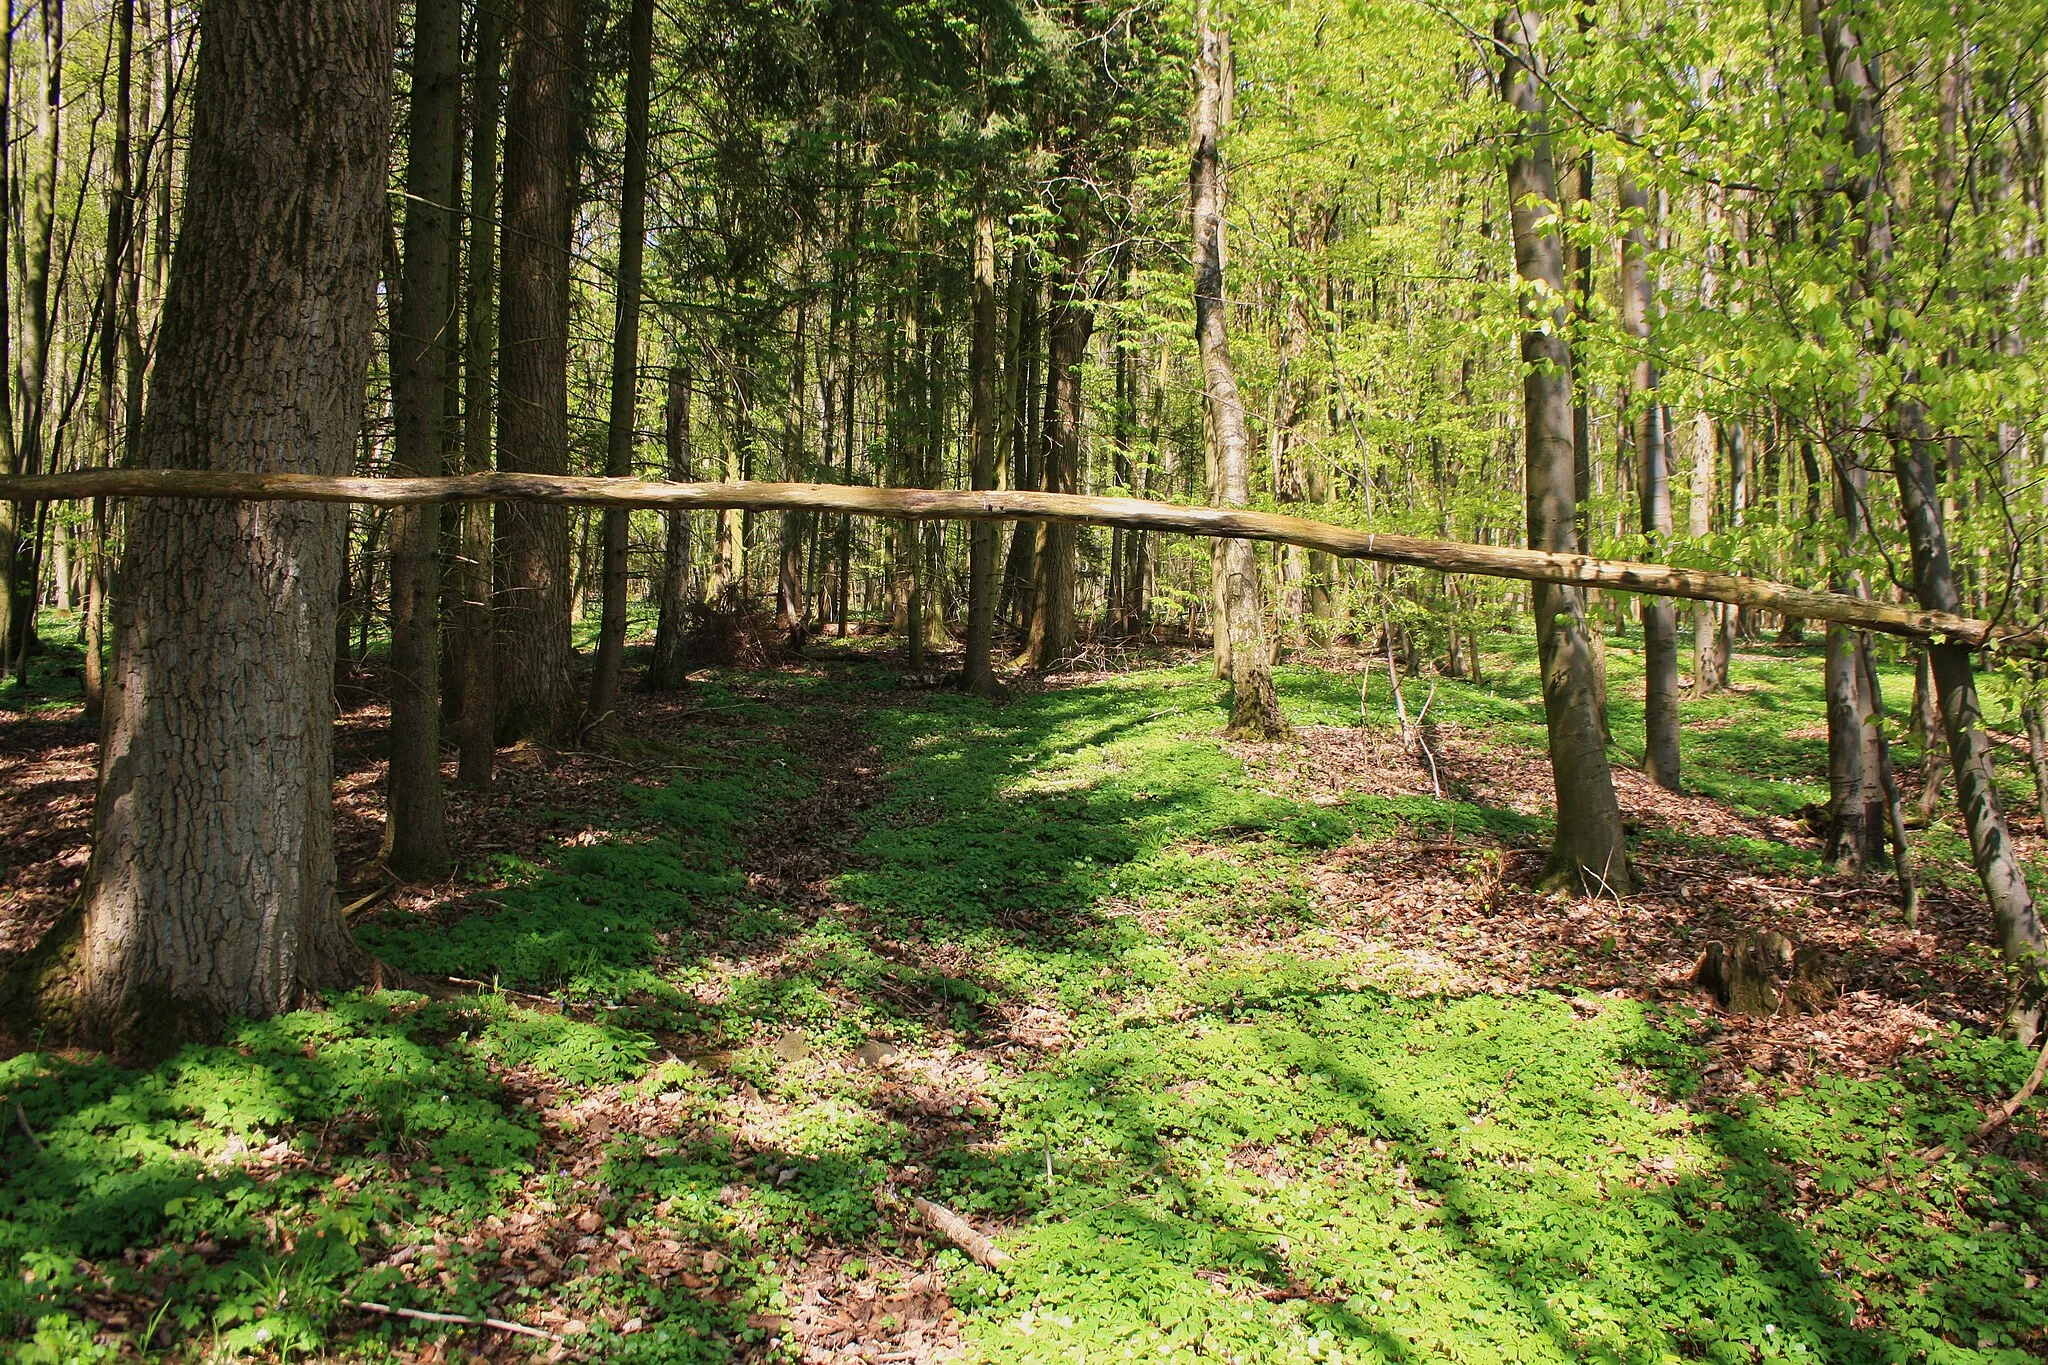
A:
[3,612,2047,1364]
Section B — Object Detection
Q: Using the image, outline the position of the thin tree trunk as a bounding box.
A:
[451,0,503,787]
[1020,241,1088,669]
[588,0,652,723]
[1620,153,1680,789]
[385,0,460,877]
[84,0,136,718]
[963,187,1001,695]
[1496,3,1635,896]
[1189,2,1284,738]
[5,0,62,672]
[5,0,393,1050]
[645,361,693,689]
[494,0,577,742]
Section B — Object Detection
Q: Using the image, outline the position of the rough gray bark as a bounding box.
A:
[1619,154,1680,789]
[587,0,652,723]
[451,0,503,787]
[644,362,692,690]
[495,0,577,742]
[18,0,393,1049]
[1496,4,1635,895]
[385,0,460,877]
[1191,2,1285,739]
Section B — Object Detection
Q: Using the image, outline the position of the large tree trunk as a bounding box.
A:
[1020,221,1091,671]
[963,192,1001,695]
[645,362,693,689]
[495,0,577,742]
[1496,4,1635,896]
[1820,0,2043,1038]
[587,0,652,722]
[1619,158,1680,789]
[385,0,460,877]
[451,0,503,787]
[1190,2,1285,739]
[6,0,393,1050]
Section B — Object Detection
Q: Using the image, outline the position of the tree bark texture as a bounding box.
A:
[495,0,576,742]
[452,0,503,787]
[52,0,393,1048]
[588,0,652,722]
[1496,5,1635,895]
[386,0,460,876]
[1020,217,1093,670]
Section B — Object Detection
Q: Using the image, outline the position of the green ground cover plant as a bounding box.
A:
[2,633,2044,1362]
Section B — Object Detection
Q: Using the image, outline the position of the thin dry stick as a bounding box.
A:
[15,1103,44,1151]
[345,1299,561,1343]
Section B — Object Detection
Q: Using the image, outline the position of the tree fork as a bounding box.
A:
[2,469,2037,653]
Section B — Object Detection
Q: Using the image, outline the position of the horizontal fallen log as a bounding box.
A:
[1,469,2035,651]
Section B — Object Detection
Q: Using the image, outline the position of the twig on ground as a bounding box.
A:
[909,1196,1012,1269]
[345,1298,561,1342]
[338,886,389,919]
[15,1102,44,1151]
[875,1186,1011,1269]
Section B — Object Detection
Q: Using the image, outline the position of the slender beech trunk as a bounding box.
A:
[587,0,652,722]
[998,265,1039,628]
[645,362,693,689]
[495,0,577,742]
[385,0,460,877]
[776,294,810,640]
[963,189,1001,695]
[1619,153,1680,788]
[452,0,502,786]
[2,0,393,1050]
[85,0,136,717]
[1496,3,1634,895]
[1020,220,1091,670]
[1189,2,1284,737]
[5,0,62,671]
[1822,0,2043,1037]
[0,3,16,686]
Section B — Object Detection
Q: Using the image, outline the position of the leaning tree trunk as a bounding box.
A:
[1496,3,1635,896]
[1619,155,1680,789]
[1190,0,1285,739]
[1820,0,2043,1038]
[1,0,393,1051]
[587,0,652,724]
[495,0,577,742]
[645,361,693,689]
[451,0,503,787]
[385,0,460,878]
